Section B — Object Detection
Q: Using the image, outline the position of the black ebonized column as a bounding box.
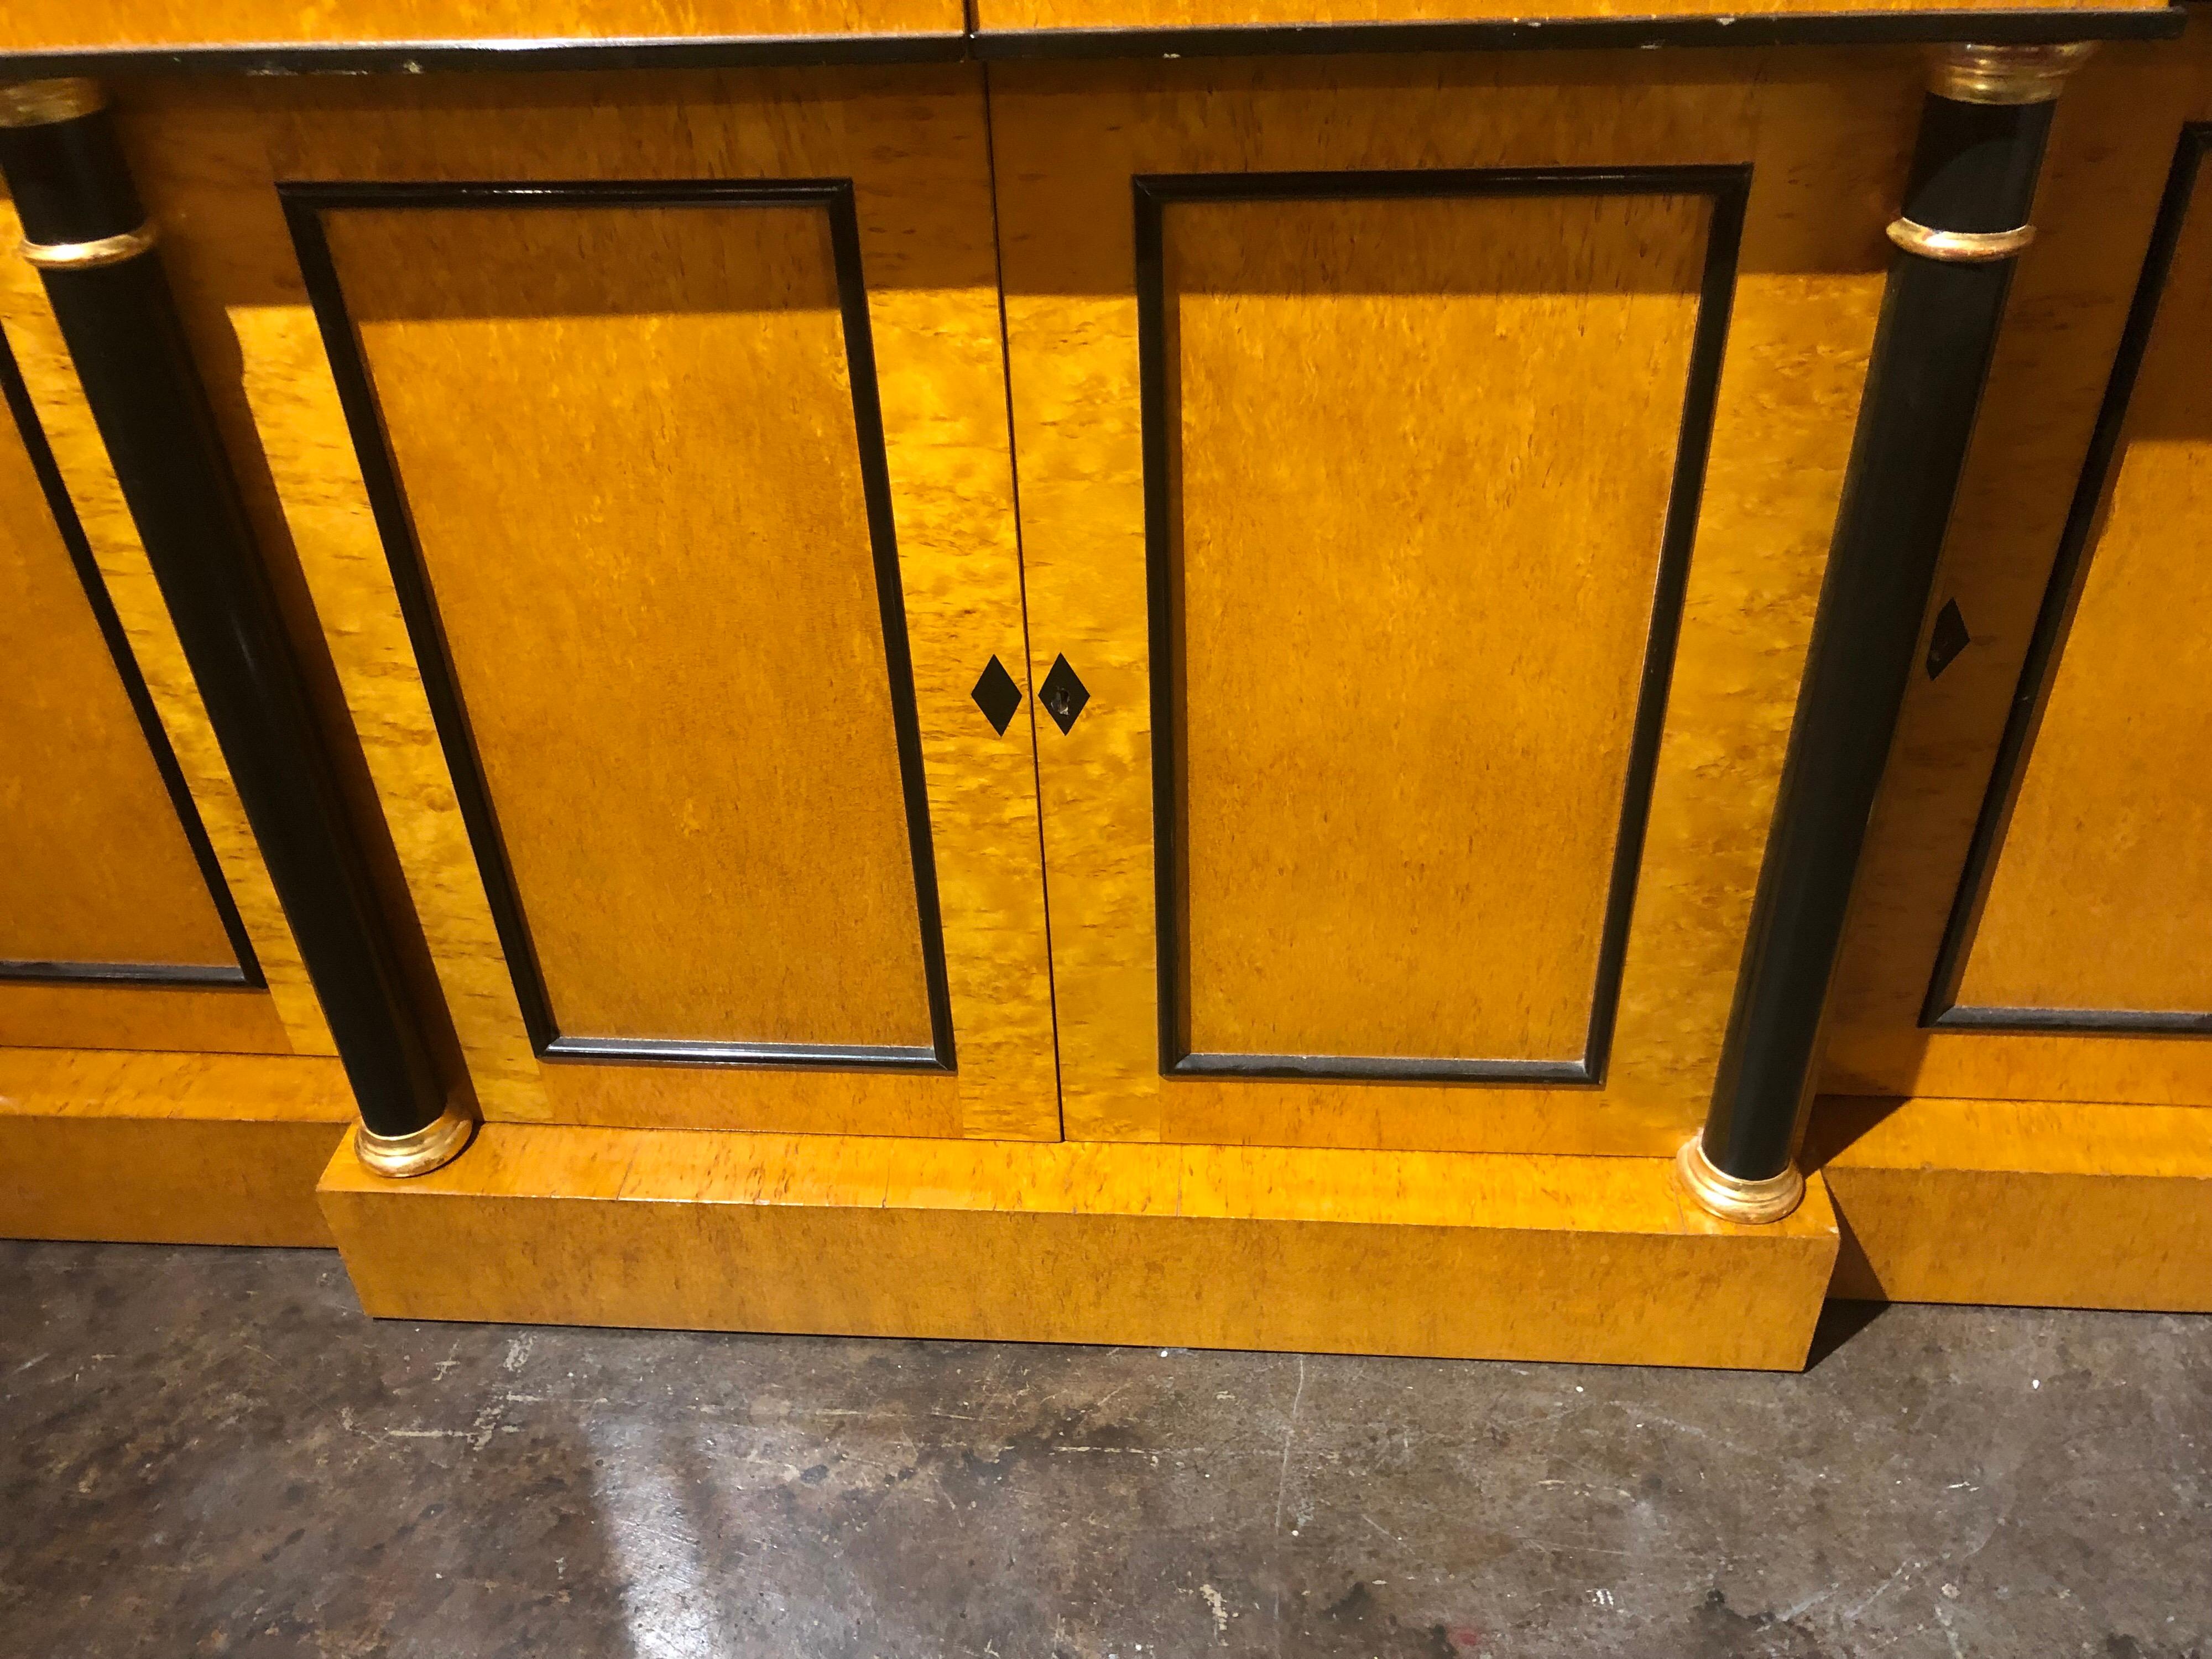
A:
[0,83,460,1164]
[1688,45,2088,1216]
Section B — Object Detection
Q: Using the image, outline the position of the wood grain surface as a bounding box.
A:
[976,0,2159,34]
[0,1046,354,1124]
[1812,1093,2212,1309]
[137,70,1057,1136]
[6,0,962,51]
[1167,191,1704,1068]
[323,201,934,1053]
[1823,33,2212,1105]
[0,0,2156,52]
[993,51,1918,1151]
[0,1048,352,1246]
[0,346,238,974]
[0,202,333,1058]
[1952,161,2212,1020]
[322,1120,1839,1369]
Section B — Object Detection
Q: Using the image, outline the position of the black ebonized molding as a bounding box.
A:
[1698,87,2059,1182]
[977,7,2181,58]
[0,959,253,988]
[0,33,971,77]
[546,1036,948,1068]
[1136,165,1746,1087]
[1938,1004,2212,1035]
[0,106,448,1139]
[283,178,956,1076]
[1921,124,2212,1040]
[1171,1052,1598,1086]
[0,5,2179,78]
[0,321,261,993]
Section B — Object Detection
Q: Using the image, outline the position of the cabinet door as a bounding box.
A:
[1825,85,2212,1109]
[153,70,1057,1138]
[0,290,333,1059]
[993,53,1924,1155]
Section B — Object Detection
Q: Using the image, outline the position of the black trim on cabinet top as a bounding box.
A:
[0,6,2180,77]
[977,7,2182,59]
[1921,124,2212,1040]
[281,177,957,1076]
[0,32,972,78]
[1135,165,1747,1086]
[0,321,262,993]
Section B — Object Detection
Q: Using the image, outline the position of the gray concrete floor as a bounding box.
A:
[0,1241,2205,1659]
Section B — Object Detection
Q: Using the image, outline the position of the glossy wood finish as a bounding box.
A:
[994,52,1917,1152]
[4,0,963,52]
[0,202,332,1058]
[1813,1094,2212,1310]
[1165,189,1705,1074]
[1948,159,2212,1024]
[1824,36,2212,1104]
[149,72,1055,1136]
[0,1049,352,1246]
[0,980,290,1059]
[322,1123,1839,1368]
[318,200,936,1057]
[0,348,238,975]
[977,0,2162,33]
[1804,36,2212,1318]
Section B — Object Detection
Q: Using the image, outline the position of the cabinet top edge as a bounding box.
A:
[0,3,2182,81]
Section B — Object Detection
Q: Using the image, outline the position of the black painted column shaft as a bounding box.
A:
[0,81,464,1167]
[1688,45,2091,1215]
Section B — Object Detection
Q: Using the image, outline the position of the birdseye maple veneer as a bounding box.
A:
[2,0,2209,1369]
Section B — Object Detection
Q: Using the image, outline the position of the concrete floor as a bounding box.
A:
[0,1241,2205,1659]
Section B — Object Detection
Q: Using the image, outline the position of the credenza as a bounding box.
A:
[3,0,2208,1368]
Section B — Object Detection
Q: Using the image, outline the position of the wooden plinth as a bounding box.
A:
[0,1050,353,1248]
[1813,1094,2212,1311]
[320,1124,1839,1370]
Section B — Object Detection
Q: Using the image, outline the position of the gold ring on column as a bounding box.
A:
[0,79,106,127]
[1886,218,2036,263]
[355,1102,478,1178]
[20,226,158,270]
[1931,43,2097,105]
[1674,1134,1807,1224]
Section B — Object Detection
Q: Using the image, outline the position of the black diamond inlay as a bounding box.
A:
[971,654,1022,735]
[1926,598,1971,680]
[1039,653,1090,735]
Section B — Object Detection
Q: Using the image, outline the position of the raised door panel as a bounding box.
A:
[1947,156,2212,1029]
[1825,83,2212,1107]
[297,190,950,1070]
[0,326,300,1055]
[149,71,1056,1137]
[993,53,1922,1154]
[1152,179,1724,1084]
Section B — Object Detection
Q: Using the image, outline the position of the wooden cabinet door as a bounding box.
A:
[992,52,1927,1155]
[0,284,334,1060]
[154,70,1058,1138]
[1825,69,2212,1110]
